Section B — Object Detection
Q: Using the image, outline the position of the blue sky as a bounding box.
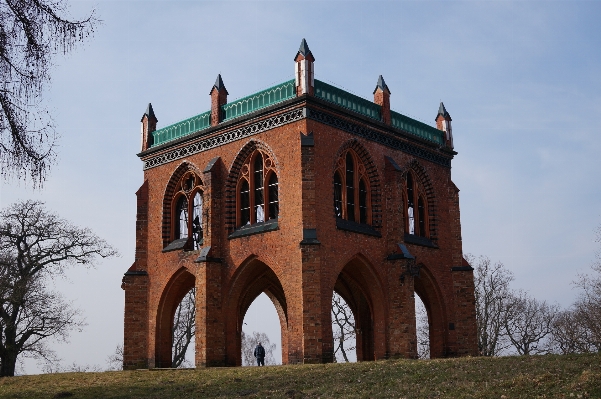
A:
[1,1,600,373]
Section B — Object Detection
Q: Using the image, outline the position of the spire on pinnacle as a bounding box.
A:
[142,103,156,122]
[295,38,313,60]
[211,74,228,94]
[373,75,390,94]
[436,102,450,120]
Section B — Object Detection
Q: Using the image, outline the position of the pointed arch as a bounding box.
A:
[225,140,280,233]
[413,264,448,358]
[155,267,196,368]
[162,162,204,248]
[330,253,387,361]
[332,140,382,228]
[402,159,438,242]
[225,255,289,366]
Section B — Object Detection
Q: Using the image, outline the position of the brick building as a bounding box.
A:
[122,39,478,369]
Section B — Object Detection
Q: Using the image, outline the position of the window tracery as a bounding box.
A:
[171,171,204,249]
[237,151,279,227]
[333,150,371,224]
[406,171,428,237]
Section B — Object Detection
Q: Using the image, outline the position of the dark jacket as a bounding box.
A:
[254,344,265,358]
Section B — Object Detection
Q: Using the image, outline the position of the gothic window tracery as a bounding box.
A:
[333,150,371,224]
[405,171,428,237]
[237,150,279,227]
[171,171,204,249]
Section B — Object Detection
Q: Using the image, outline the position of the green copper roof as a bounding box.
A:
[222,80,295,121]
[151,111,211,147]
[149,79,444,148]
[391,111,444,145]
[314,80,381,120]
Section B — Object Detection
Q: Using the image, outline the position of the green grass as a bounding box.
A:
[0,354,599,398]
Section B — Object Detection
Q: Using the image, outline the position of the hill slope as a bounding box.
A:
[0,354,599,398]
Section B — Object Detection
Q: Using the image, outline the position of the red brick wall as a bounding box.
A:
[123,97,478,368]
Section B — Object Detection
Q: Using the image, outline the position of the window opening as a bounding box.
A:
[254,154,264,223]
[345,153,355,222]
[176,196,189,239]
[407,173,415,235]
[240,180,251,225]
[359,179,368,224]
[334,172,343,218]
[418,196,425,237]
[267,173,279,220]
[192,192,203,249]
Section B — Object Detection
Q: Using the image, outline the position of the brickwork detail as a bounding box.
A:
[143,108,304,170]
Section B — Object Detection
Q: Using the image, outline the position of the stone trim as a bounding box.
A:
[335,218,381,237]
[404,233,438,248]
[142,108,305,170]
[451,266,474,272]
[228,219,279,239]
[307,108,452,168]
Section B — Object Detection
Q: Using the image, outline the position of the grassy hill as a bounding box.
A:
[0,353,599,398]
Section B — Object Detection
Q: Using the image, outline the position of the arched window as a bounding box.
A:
[175,196,188,239]
[237,151,279,227]
[170,171,204,249]
[334,150,371,224]
[406,171,428,237]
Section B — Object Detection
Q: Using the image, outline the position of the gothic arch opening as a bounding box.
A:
[226,258,288,366]
[331,255,386,362]
[155,267,196,368]
[413,265,447,358]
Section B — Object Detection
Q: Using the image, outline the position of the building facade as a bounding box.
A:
[122,39,478,369]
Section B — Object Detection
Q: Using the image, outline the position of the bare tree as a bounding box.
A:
[468,254,514,356]
[0,200,116,376]
[331,292,356,363]
[503,291,558,355]
[172,288,195,368]
[106,344,123,371]
[241,331,276,366]
[415,295,430,359]
[0,0,97,186]
[549,309,597,354]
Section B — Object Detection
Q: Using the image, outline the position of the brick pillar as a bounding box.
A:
[140,104,157,151]
[210,75,228,127]
[373,75,391,125]
[383,157,417,358]
[195,157,227,366]
[299,131,326,363]
[122,180,150,369]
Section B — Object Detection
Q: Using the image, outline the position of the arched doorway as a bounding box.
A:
[331,256,386,362]
[226,258,288,366]
[414,265,447,358]
[155,267,196,368]
[241,293,282,366]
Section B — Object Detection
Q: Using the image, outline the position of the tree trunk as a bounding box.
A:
[0,352,18,377]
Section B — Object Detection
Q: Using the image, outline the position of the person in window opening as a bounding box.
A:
[254,342,265,366]
[256,204,265,223]
[408,206,415,235]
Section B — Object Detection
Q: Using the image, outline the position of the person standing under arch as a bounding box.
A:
[254,342,265,366]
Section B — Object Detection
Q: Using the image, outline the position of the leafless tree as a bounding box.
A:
[106,343,123,371]
[549,309,597,354]
[468,254,514,356]
[0,0,97,186]
[331,292,356,363]
[241,331,276,366]
[503,290,558,355]
[0,200,116,376]
[551,229,601,354]
[415,295,430,359]
[172,288,195,368]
